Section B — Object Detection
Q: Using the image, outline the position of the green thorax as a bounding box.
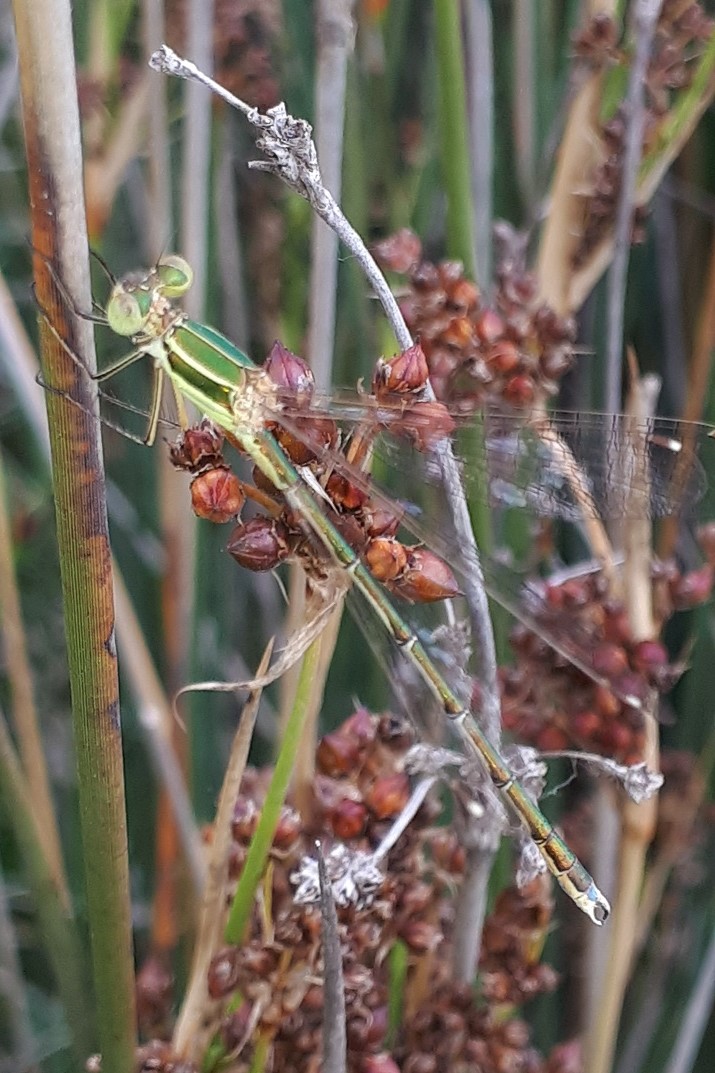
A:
[165,319,259,415]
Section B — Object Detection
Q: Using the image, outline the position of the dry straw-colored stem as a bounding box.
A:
[13,0,137,1068]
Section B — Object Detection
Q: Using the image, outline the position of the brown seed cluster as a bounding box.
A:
[373,230,576,409]
[502,547,714,764]
[129,709,564,1073]
[570,3,714,268]
[171,341,460,605]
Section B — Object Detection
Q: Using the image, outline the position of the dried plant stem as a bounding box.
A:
[585,371,660,1073]
[308,0,355,391]
[13,1,136,1067]
[173,642,274,1063]
[536,70,605,314]
[0,452,67,905]
[318,842,347,1073]
[0,708,91,1061]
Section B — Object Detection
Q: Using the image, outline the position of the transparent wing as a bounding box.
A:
[289,398,714,525]
[269,399,714,706]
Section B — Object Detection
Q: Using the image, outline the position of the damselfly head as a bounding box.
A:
[105,255,193,338]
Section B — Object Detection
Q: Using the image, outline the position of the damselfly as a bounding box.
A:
[48,254,714,923]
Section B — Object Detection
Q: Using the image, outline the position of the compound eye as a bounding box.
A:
[106,290,147,336]
[156,255,193,297]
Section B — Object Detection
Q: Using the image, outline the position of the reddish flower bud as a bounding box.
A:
[316,731,362,776]
[441,316,474,349]
[449,277,480,312]
[264,341,314,404]
[207,947,241,998]
[366,537,408,583]
[364,772,410,819]
[272,806,302,852]
[536,726,570,751]
[362,505,401,538]
[429,829,465,872]
[475,307,506,345]
[330,798,368,839]
[231,795,259,842]
[170,419,224,472]
[571,709,602,741]
[135,955,173,1032]
[671,564,714,609]
[590,642,629,679]
[372,229,422,273]
[487,339,520,375]
[190,467,245,522]
[373,343,429,396]
[390,547,460,602]
[227,517,291,571]
[341,707,378,747]
[326,472,368,512]
[503,373,536,406]
[631,639,668,676]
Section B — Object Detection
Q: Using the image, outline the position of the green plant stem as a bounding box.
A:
[224,637,323,944]
[433,0,476,280]
[0,709,91,1061]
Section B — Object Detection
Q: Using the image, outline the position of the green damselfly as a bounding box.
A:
[54,252,614,923]
[59,253,712,922]
[56,254,713,925]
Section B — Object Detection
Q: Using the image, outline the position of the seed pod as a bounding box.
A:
[448,277,480,313]
[273,415,338,465]
[670,564,714,609]
[372,228,423,273]
[390,547,460,602]
[227,517,291,571]
[365,537,408,583]
[362,504,401,539]
[474,307,506,345]
[170,419,224,472]
[316,730,362,776]
[190,467,245,523]
[264,340,314,404]
[503,373,536,406]
[590,641,629,679]
[373,342,429,397]
[326,472,367,511]
[364,772,410,819]
[487,339,520,375]
[207,947,241,999]
[330,798,368,839]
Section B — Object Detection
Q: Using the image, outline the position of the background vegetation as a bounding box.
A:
[0,2,714,1072]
